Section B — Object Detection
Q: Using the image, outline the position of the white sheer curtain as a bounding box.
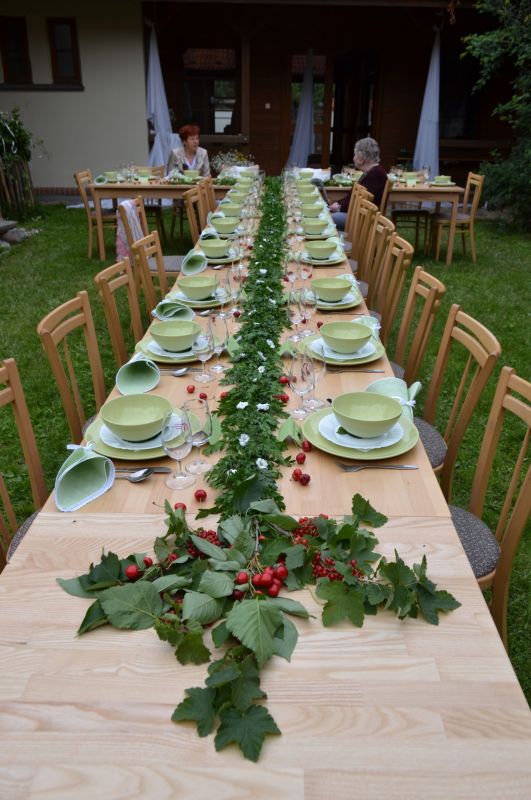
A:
[146,26,181,168]
[413,31,440,179]
[286,51,315,168]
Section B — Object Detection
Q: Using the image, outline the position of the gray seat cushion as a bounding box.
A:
[450,505,500,579]
[348,258,358,273]
[414,416,447,468]
[6,510,39,561]
[356,279,368,298]
[390,360,405,379]
[148,255,183,273]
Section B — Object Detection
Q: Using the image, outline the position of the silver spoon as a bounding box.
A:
[115,468,153,482]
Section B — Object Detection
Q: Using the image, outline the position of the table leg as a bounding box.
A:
[446,195,458,265]
[94,194,107,260]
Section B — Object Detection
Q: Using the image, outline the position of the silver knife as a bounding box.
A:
[115,466,172,473]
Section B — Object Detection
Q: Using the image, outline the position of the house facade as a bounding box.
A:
[0,0,512,192]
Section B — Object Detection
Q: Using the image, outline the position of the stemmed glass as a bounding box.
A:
[217,274,233,320]
[299,287,317,337]
[184,398,212,475]
[192,326,215,383]
[288,291,304,342]
[288,352,314,420]
[299,260,313,285]
[304,351,327,410]
[208,313,229,375]
[161,410,195,490]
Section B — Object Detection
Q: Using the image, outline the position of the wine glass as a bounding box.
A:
[304,351,327,410]
[299,288,317,337]
[208,314,229,375]
[288,352,314,420]
[192,326,215,383]
[299,260,313,285]
[161,410,195,490]
[184,398,213,475]
[288,291,304,342]
[217,274,233,320]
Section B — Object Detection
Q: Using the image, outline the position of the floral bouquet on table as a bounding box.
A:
[212,149,256,179]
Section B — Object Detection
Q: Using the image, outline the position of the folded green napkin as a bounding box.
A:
[350,314,381,338]
[365,377,422,421]
[200,226,220,240]
[116,356,160,395]
[181,249,208,275]
[55,444,115,512]
[207,210,225,223]
[226,335,241,357]
[152,300,196,322]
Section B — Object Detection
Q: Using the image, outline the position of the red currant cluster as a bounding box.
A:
[312,552,343,581]
[350,559,364,579]
[251,562,289,598]
[291,515,328,546]
[187,529,222,558]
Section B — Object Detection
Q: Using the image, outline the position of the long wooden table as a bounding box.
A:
[1,214,530,797]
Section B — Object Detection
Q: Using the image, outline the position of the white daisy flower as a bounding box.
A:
[236,401,249,410]
[256,403,269,411]
[256,458,268,470]
[266,339,275,349]
[239,433,250,447]
[257,365,266,374]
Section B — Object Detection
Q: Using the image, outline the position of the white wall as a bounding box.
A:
[1,1,149,188]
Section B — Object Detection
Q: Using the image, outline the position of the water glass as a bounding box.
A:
[288,352,314,420]
[184,398,213,475]
[161,410,195,490]
[299,288,317,337]
[288,291,304,342]
[208,314,229,375]
[192,327,215,383]
[304,352,327,410]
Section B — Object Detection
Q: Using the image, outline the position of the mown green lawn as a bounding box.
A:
[0,205,529,701]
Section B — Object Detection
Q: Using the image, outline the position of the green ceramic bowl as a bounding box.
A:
[332,392,402,438]
[103,171,118,181]
[199,239,231,258]
[320,321,372,354]
[236,175,252,184]
[219,203,243,217]
[298,186,318,198]
[302,218,328,235]
[227,191,247,203]
[185,169,199,179]
[434,175,451,184]
[150,320,201,352]
[311,277,351,303]
[211,217,239,234]
[178,274,219,300]
[101,394,172,442]
[305,241,336,260]
[300,169,314,177]
[301,203,323,218]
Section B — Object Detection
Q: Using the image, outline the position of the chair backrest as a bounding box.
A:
[462,172,485,218]
[352,198,378,278]
[375,234,414,345]
[200,177,217,216]
[94,258,144,368]
[37,291,106,444]
[425,304,502,500]
[183,186,202,244]
[393,266,447,384]
[118,197,149,252]
[0,358,47,566]
[467,367,530,646]
[131,230,168,313]
[74,169,93,218]
[363,212,395,298]
[345,184,373,255]
[379,178,393,213]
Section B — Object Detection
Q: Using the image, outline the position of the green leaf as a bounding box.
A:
[176,631,211,665]
[182,591,224,625]
[206,663,241,688]
[316,580,365,628]
[365,582,390,606]
[211,620,231,647]
[218,515,246,546]
[172,687,217,737]
[152,575,191,593]
[232,474,268,514]
[89,551,121,584]
[198,570,234,599]
[154,619,184,648]
[351,494,388,528]
[417,587,461,625]
[284,544,306,570]
[266,596,310,618]
[263,513,299,532]
[57,576,93,599]
[225,598,283,667]
[379,554,416,588]
[228,528,256,561]
[154,536,173,562]
[208,559,245,572]
[231,656,266,711]
[249,499,281,514]
[99,582,163,630]
[259,537,290,565]
[272,616,298,661]
[77,599,108,635]
[190,534,227,561]
[215,704,280,762]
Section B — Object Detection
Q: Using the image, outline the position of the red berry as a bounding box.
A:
[301,440,312,452]
[268,583,280,597]
[260,572,273,587]
[233,310,241,318]
[295,452,306,465]
[279,375,289,385]
[143,556,153,568]
[280,393,289,404]
[292,468,303,481]
[275,564,288,581]
[125,564,141,581]
[186,384,195,394]
[174,502,187,511]
[220,391,229,400]
[252,574,263,587]
[194,489,207,502]
[317,320,324,329]
[235,571,249,585]
[299,473,311,486]
[167,553,177,563]
[199,392,208,400]
[232,589,245,601]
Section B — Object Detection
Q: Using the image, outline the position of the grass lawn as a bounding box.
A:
[0,204,529,702]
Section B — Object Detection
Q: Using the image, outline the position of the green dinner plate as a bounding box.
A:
[167,292,225,310]
[135,338,200,364]
[316,290,363,310]
[206,253,241,264]
[302,409,419,461]
[299,333,385,365]
[300,253,346,267]
[85,414,201,461]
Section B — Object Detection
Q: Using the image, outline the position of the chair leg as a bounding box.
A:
[170,206,177,240]
[179,206,184,239]
[461,230,467,258]
[88,221,94,259]
[434,223,442,262]
[469,224,477,262]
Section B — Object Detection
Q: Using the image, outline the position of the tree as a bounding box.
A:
[463,0,531,229]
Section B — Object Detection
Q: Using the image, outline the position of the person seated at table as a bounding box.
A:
[166,124,210,176]
[329,137,387,229]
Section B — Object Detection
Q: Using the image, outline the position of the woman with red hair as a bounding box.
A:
[167,124,210,176]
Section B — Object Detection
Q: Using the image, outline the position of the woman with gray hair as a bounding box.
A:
[330,137,388,229]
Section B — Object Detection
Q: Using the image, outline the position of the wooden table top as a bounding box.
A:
[1,512,530,799]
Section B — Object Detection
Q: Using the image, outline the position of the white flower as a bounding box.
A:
[236,401,249,410]
[259,268,267,275]
[256,403,269,411]
[228,468,237,475]
[268,298,277,306]
[256,458,268,470]
[255,279,264,284]
[266,339,275,349]
[257,351,266,361]
[257,365,266,374]
[239,433,250,447]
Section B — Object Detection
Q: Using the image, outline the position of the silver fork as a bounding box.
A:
[326,368,385,374]
[336,462,418,472]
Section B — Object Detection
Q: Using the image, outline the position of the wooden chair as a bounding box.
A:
[431,172,485,262]
[345,184,373,264]
[183,186,202,244]
[131,165,166,243]
[37,291,106,444]
[370,233,414,345]
[0,358,48,568]
[449,366,531,648]
[361,212,395,304]
[391,266,446,384]
[74,169,116,259]
[379,178,392,213]
[416,303,501,487]
[118,197,183,284]
[131,231,170,314]
[94,258,144,368]
[199,177,217,219]
[347,198,378,298]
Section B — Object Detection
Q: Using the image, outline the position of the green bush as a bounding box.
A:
[480,138,531,229]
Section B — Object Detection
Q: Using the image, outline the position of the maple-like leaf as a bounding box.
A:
[230,656,266,711]
[316,580,365,627]
[99,582,163,630]
[172,687,217,737]
[351,494,388,528]
[214,704,280,762]
[176,631,211,665]
[417,586,461,625]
